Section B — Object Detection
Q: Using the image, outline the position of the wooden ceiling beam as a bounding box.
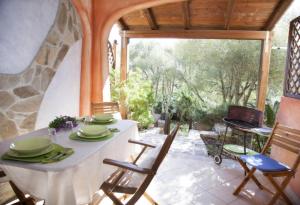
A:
[123,30,269,40]
[142,8,159,30]
[264,0,293,30]
[224,0,236,30]
[118,18,129,31]
[182,1,191,29]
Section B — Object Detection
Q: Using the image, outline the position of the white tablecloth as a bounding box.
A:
[0,120,138,205]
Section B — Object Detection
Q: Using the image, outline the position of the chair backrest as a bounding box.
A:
[91,102,119,115]
[126,124,180,205]
[151,124,180,172]
[264,123,300,155]
[263,122,300,170]
[226,105,263,127]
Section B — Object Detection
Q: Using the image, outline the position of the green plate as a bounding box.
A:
[69,132,113,142]
[91,118,114,123]
[10,137,52,154]
[6,144,55,158]
[77,130,111,139]
[2,144,73,163]
[79,125,107,136]
[92,114,113,121]
[90,119,117,125]
[224,144,258,155]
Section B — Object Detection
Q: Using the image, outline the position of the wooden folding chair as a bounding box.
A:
[91,102,120,115]
[100,124,180,205]
[0,169,36,205]
[233,122,300,205]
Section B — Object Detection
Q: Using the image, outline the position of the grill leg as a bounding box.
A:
[256,134,262,152]
[243,132,247,155]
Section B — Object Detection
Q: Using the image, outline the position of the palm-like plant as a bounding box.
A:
[265,101,280,127]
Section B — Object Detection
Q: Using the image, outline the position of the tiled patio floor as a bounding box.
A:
[95,128,300,205]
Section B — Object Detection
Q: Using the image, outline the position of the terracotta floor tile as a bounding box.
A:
[208,181,239,204]
[192,192,227,205]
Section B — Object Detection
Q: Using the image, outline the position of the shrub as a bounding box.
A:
[111,69,154,129]
[265,100,279,127]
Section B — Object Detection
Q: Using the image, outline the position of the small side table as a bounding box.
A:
[249,127,272,152]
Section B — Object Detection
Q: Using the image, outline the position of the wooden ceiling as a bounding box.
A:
[118,0,293,32]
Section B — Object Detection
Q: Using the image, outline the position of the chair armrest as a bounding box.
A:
[0,170,9,184]
[103,158,154,175]
[128,139,156,148]
[0,170,6,178]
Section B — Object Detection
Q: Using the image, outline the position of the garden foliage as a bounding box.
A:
[111,69,154,129]
[110,6,298,128]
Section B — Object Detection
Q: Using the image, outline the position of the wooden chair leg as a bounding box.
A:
[11,197,36,205]
[267,175,293,205]
[233,167,257,195]
[9,181,36,205]
[9,181,27,201]
[118,194,129,201]
[143,192,158,205]
[236,158,263,189]
[130,155,135,163]
[102,188,123,205]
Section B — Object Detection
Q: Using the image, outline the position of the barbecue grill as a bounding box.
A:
[214,105,264,164]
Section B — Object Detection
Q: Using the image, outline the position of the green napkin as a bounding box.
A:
[1,144,74,164]
[69,132,113,142]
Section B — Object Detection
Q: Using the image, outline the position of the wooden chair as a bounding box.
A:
[100,124,180,205]
[91,102,120,115]
[0,169,36,205]
[233,122,300,205]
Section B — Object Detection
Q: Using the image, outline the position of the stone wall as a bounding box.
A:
[0,0,82,141]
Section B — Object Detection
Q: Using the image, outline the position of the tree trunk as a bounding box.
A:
[188,119,193,130]
[164,115,170,134]
[218,70,227,104]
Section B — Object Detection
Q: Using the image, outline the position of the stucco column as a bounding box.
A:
[72,0,93,115]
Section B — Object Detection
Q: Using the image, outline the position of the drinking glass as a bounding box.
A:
[66,121,74,132]
[48,128,57,142]
[84,116,91,125]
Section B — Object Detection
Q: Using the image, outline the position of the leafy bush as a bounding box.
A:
[198,104,228,128]
[175,92,194,121]
[111,69,154,129]
[126,70,155,129]
[153,101,162,114]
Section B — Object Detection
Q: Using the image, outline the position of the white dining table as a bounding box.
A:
[0,120,138,205]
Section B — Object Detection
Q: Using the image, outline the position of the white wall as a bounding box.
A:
[0,0,59,74]
[36,40,82,129]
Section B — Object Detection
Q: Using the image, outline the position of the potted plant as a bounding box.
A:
[48,116,78,131]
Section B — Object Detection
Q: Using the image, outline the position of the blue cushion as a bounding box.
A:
[240,154,290,172]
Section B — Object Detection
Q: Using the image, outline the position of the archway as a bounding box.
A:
[72,0,184,115]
